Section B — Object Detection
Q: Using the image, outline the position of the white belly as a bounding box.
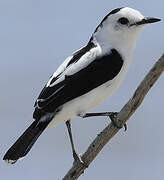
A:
[48,60,131,128]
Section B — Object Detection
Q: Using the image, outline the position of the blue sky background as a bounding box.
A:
[0,0,164,179]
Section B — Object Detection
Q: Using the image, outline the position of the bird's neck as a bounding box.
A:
[91,30,138,61]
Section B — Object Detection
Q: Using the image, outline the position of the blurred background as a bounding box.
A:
[0,0,163,179]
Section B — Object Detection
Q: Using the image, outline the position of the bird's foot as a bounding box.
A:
[109,112,127,131]
[80,111,127,131]
[73,151,88,168]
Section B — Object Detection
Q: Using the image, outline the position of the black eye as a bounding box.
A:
[118,17,129,25]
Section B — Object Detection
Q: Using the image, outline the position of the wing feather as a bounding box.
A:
[33,46,123,120]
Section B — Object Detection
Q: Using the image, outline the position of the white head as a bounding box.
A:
[91,7,160,56]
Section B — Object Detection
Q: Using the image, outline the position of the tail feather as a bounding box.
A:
[3,114,53,164]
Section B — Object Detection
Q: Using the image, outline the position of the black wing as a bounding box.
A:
[33,48,123,120]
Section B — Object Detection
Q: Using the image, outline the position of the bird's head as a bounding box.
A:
[92,7,160,56]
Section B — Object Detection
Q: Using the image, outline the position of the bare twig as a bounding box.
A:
[63,53,164,180]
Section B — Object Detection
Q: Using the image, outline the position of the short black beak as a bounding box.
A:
[131,17,161,26]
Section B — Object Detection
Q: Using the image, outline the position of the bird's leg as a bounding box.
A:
[82,112,127,131]
[65,120,85,166]
[82,112,115,118]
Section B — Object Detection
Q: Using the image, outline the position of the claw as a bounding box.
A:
[124,123,127,131]
[109,112,127,131]
[73,151,88,168]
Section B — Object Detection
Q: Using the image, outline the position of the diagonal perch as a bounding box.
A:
[63,53,164,180]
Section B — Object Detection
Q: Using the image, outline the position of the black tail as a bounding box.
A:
[3,115,53,164]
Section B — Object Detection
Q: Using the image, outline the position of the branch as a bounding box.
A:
[63,53,164,180]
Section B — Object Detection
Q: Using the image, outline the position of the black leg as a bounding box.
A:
[65,120,84,165]
[82,112,127,131]
[82,112,116,118]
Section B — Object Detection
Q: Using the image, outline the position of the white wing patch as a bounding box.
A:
[46,56,72,87]
[47,45,100,88]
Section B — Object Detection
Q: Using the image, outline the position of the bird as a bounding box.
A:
[3,7,160,165]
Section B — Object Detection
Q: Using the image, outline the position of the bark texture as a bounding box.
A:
[63,53,164,180]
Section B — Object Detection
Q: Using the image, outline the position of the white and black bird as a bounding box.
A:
[3,7,160,164]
